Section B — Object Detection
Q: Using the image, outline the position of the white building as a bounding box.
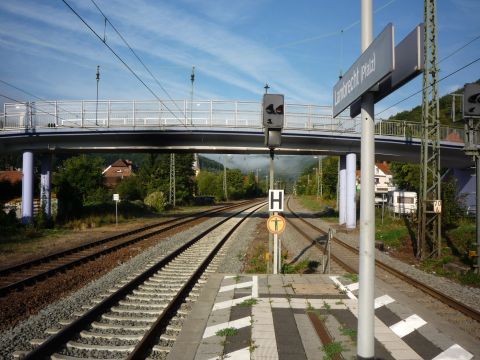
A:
[356,162,396,203]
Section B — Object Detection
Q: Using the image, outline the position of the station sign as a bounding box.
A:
[269,189,284,212]
[113,193,120,201]
[333,23,395,118]
[350,24,424,118]
[267,214,286,235]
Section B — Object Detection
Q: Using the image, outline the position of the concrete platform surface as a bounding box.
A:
[167,274,475,360]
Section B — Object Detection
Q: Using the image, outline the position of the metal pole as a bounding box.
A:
[476,155,480,273]
[357,0,375,358]
[223,155,228,201]
[273,233,278,274]
[96,65,100,126]
[320,156,323,198]
[269,149,275,274]
[115,200,118,226]
[190,66,195,125]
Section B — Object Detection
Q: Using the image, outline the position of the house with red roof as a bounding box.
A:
[102,159,135,188]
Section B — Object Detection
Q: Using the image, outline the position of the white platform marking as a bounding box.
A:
[346,282,359,291]
[432,344,473,360]
[390,314,427,338]
[208,346,250,360]
[223,275,236,279]
[330,276,356,299]
[212,295,252,311]
[374,294,395,309]
[219,281,253,293]
[203,316,252,338]
[252,275,258,298]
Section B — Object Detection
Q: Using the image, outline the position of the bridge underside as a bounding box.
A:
[0,128,472,169]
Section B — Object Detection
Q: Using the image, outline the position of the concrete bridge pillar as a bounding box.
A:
[339,156,347,225]
[346,153,357,229]
[21,150,34,224]
[453,168,476,210]
[40,154,52,219]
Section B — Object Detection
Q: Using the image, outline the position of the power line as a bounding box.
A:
[0,79,81,119]
[272,0,396,50]
[60,0,188,128]
[89,0,187,119]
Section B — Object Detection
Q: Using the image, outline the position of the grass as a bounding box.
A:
[375,210,410,248]
[282,259,319,274]
[340,326,357,342]
[215,327,239,337]
[238,298,258,307]
[244,233,268,273]
[342,272,358,283]
[321,341,345,360]
[296,195,338,221]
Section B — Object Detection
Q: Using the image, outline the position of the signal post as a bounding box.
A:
[263,93,284,274]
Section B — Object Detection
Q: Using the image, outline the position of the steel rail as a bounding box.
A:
[286,197,480,322]
[0,201,253,297]
[128,201,266,359]
[22,200,265,360]
[284,202,356,273]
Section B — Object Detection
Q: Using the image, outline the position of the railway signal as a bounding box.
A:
[263,93,284,148]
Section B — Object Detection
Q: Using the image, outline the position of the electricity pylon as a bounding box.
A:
[417,0,441,259]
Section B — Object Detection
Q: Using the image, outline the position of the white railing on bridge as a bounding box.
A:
[0,100,465,143]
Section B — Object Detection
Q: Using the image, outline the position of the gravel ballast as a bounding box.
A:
[0,214,224,360]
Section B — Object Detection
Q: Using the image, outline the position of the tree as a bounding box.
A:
[389,162,420,192]
[116,175,144,201]
[137,154,195,205]
[244,172,262,198]
[322,157,339,199]
[54,155,107,219]
[197,171,221,198]
[226,169,244,200]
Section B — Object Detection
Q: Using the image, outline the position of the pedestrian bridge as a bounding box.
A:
[0,99,471,168]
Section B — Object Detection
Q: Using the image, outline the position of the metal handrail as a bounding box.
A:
[0,99,465,143]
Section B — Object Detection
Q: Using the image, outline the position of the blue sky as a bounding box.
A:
[0,0,479,118]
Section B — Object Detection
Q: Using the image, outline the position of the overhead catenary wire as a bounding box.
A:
[60,0,188,129]
[0,79,81,120]
[89,0,188,119]
[271,0,396,50]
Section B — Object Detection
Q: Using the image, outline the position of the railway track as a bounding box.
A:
[0,201,253,297]
[16,200,266,360]
[285,196,480,323]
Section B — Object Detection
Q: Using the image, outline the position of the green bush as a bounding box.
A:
[144,191,166,212]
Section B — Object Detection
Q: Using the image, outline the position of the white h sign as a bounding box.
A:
[269,190,284,212]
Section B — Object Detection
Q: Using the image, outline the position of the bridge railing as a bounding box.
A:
[0,100,465,143]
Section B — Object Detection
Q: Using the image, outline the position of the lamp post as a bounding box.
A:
[95,65,100,126]
[190,66,195,125]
